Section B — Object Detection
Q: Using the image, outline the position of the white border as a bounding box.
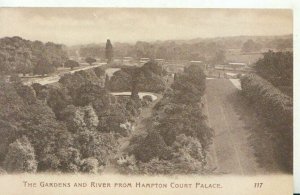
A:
[0,0,299,193]
[0,0,294,8]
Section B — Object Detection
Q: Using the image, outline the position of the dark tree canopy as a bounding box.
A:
[33,57,55,76]
[130,131,171,162]
[255,50,293,89]
[64,60,80,70]
[172,65,206,104]
[0,36,68,75]
[85,57,97,65]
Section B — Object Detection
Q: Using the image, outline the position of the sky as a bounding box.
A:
[0,8,293,45]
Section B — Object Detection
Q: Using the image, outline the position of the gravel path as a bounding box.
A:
[204,79,264,175]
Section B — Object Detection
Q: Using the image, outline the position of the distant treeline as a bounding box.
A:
[0,36,68,75]
[75,35,292,64]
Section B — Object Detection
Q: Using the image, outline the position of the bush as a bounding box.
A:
[172,65,206,104]
[93,67,105,78]
[172,134,205,162]
[65,60,79,70]
[157,104,213,149]
[130,131,172,162]
[46,86,71,118]
[81,157,99,174]
[14,84,37,104]
[56,147,81,173]
[107,63,166,93]
[60,105,99,133]
[85,57,96,65]
[73,84,108,106]
[75,131,117,166]
[32,83,48,101]
[138,157,204,175]
[138,134,207,175]
[143,95,153,102]
[3,136,37,173]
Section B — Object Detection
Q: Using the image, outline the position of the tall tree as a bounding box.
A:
[105,39,113,63]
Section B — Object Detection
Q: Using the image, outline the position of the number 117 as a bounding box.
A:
[254,183,263,188]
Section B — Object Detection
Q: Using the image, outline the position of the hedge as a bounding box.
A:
[241,74,292,128]
[241,74,292,172]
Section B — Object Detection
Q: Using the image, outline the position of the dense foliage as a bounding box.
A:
[171,65,206,104]
[255,51,293,96]
[0,64,146,173]
[241,74,292,172]
[107,61,167,93]
[118,65,213,175]
[0,36,68,75]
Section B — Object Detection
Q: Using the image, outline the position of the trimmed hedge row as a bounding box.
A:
[241,74,292,128]
[241,74,293,172]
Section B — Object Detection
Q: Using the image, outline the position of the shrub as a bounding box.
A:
[56,147,81,173]
[143,95,153,102]
[65,60,79,70]
[3,136,37,173]
[60,105,99,133]
[75,131,117,166]
[14,84,37,104]
[138,157,204,175]
[81,157,99,174]
[172,65,206,104]
[130,130,172,162]
[85,57,96,65]
[93,67,105,78]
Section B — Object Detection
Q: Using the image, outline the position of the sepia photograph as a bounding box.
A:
[0,6,295,194]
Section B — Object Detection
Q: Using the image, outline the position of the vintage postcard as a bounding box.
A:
[0,6,295,195]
